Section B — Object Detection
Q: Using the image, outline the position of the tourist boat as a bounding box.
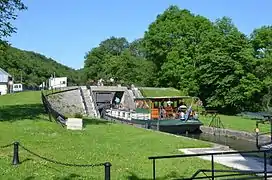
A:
[102,96,203,134]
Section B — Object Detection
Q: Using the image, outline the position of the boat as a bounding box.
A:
[102,96,203,134]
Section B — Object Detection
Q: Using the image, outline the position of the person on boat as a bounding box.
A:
[114,97,120,108]
[159,106,164,119]
[178,104,187,112]
[178,105,187,120]
[159,106,166,119]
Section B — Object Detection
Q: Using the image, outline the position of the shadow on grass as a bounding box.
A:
[0,103,46,122]
[53,173,82,180]
[24,174,84,180]
[127,171,183,180]
[24,177,35,180]
[83,118,110,128]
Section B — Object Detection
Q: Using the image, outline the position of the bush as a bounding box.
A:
[74,113,83,118]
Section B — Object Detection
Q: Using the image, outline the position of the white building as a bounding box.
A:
[0,68,13,95]
[48,77,67,90]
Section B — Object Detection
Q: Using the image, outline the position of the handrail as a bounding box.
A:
[89,87,100,118]
[149,149,271,180]
[79,86,89,115]
[148,149,269,160]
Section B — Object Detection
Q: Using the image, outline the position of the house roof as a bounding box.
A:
[0,68,11,77]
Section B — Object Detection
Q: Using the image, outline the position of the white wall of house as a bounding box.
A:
[48,77,67,90]
[0,84,8,95]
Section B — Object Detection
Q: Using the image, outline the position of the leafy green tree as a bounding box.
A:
[84,36,156,86]
[251,26,272,112]
[0,0,27,40]
[142,6,266,113]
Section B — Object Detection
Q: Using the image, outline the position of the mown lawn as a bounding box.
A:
[200,114,270,133]
[0,91,255,179]
[140,87,184,97]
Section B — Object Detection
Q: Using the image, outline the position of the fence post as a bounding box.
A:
[12,142,20,165]
[152,159,156,180]
[211,155,214,180]
[104,162,111,180]
[264,151,267,180]
[256,122,259,149]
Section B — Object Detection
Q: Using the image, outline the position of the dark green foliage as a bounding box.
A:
[0,46,82,87]
[84,36,156,86]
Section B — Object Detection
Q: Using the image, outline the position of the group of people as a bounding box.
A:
[159,102,197,121]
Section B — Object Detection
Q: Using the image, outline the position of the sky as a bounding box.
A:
[7,0,272,70]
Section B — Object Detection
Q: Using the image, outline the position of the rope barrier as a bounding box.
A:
[0,143,14,149]
[1,141,111,179]
[19,144,105,167]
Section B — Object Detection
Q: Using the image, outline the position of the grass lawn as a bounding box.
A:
[0,91,256,179]
[200,114,270,133]
[140,87,184,97]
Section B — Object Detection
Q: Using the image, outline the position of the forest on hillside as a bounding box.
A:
[84,5,272,114]
[0,45,82,88]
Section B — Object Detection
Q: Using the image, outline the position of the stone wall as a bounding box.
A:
[47,89,85,117]
[200,126,271,144]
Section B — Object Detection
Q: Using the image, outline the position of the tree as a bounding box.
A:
[196,17,261,113]
[129,38,146,58]
[84,36,156,86]
[251,26,272,112]
[143,5,214,92]
[142,6,264,113]
[0,0,27,40]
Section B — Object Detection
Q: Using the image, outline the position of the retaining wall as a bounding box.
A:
[47,89,85,117]
[200,126,271,144]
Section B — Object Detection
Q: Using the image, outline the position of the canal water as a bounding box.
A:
[179,132,259,151]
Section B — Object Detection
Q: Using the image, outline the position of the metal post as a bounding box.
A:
[12,142,20,165]
[104,162,111,180]
[256,122,259,150]
[264,151,267,179]
[211,155,214,180]
[270,118,272,142]
[152,159,156,180]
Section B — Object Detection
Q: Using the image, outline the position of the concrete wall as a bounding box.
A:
[47,89,85,117]
[91,86,127,92]
[121,90,136,110]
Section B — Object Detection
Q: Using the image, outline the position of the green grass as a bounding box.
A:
[0,91,256,179]
[140,87,184,97]
[0,91,42,106]
[200,114,270,133]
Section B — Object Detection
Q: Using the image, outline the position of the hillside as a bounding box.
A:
[0,45,83,88]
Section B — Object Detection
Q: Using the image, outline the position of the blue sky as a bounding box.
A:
[8,0,272,70]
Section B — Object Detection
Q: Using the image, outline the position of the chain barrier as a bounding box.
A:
[19,144,105,167]
[0,143,14,149]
